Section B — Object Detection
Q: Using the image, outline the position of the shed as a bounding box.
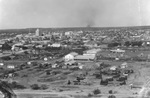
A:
[7,65,15,69]
[110,66,117,70]
[121,62,128,68]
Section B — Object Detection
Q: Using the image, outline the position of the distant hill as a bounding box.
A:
[1,26,150,34]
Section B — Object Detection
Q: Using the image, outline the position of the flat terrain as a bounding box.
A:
[2,60,150,98]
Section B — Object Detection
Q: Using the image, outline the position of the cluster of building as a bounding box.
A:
[0,28,150,62]
[1,28,150,50]
[64,49,101,65]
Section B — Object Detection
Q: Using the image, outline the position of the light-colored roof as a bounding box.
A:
[75,55,95,60]
[83,53,96,56]
[110,48,125,53]
[85,41,97,45]
[14,43,23,46]
[65,60,76,65]
[51,43,61,47]
[82,64,99,70]
[132,82,144,87]
[121,62,127,66]
[110,66,117,70]
[69,52,78,56]
[85,49,101,54]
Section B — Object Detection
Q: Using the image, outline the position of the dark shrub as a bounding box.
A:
[58,89,63,92]
[51,70,62,75]
[93,89,101,95]
[30,84,40,90]
[1,56,11,61]
[109,90,113,94]
[8,81,26,89]
[63,71,71,75]
[40,84,48,90]
[70,67,79,71]
[108,95,116,98]
[88,93,93,97]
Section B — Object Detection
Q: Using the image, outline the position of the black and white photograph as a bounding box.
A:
[0,0,150,98]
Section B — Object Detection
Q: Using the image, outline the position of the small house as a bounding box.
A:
[84,41,98,48]
[7,65,15,69]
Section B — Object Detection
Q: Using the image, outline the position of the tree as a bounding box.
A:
[93,89,101,95]
[124,41,131,47]
[109,90,113,94]
[30,84,40,90]
[2,43,11,51]
[40,84,48,90]
[108,95,116,98]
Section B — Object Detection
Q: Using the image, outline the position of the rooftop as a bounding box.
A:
[74,55,95,60]
[85,49,101,54]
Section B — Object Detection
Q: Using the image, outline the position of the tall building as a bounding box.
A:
[35,29,40,36]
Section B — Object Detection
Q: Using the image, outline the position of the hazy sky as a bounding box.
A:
[0,0,150,29]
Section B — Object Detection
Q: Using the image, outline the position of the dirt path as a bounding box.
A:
[13,89,138,98]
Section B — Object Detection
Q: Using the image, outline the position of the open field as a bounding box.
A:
[1,60,150,98]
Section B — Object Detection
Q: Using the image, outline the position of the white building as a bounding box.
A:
[51,43,61,47]
[65,31,73,36]
[120,62,128,68]
[64,52,78,62]
[7,65,15,69]
[84,49,101,54]
[110,48,125,53]
[73,49,101,62]
[110,66,117,70]
[0,63,4,66]
[35,29,40,36]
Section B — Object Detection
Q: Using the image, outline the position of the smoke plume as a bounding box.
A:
[0,0,147,29]
[77,4,98,27]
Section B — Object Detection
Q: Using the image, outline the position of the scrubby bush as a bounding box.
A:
[109,90,113,94]
[46,71,51,75]
[30,84,40,90]
[70,67,79,71]
[51,70,62,75]
[40,84,48,90]
[108,95,116,98]
[93,89,101,95]
[5,81,26,89]
[58,89,64,92]
[87,93,93,97]
[1,56,11,60]
[30,84,49,90]
[113,91,118,94]
[63,71,71,75]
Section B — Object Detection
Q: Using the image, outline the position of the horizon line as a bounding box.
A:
[1,25,150,30]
